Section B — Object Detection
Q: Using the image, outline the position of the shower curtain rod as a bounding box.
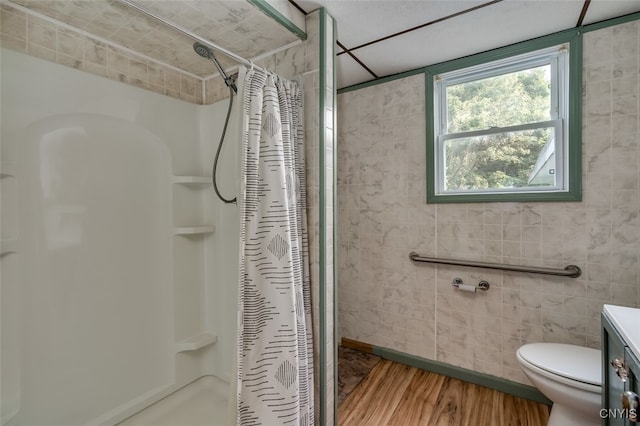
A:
[118,0,266,73]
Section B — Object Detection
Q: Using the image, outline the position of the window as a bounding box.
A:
[426,30,582,203]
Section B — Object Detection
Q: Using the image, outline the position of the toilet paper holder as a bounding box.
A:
[452,277,490,292]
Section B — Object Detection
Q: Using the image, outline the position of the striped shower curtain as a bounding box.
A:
[236,68,313,425]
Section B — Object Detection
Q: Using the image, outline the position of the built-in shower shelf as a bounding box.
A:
[176,332,217,353]
[172,176,211,184]
[174,226,215,235]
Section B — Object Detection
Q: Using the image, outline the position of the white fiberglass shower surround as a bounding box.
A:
[1,47,241,425]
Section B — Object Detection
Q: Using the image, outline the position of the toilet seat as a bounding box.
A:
[517,343,601,387]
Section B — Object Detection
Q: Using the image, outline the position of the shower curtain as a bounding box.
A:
[236,68,313,425]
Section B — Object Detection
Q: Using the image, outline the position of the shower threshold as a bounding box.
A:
[117,376,229,425]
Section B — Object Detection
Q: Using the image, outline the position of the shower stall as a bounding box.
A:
[1,47,241,425]
[0,1,337,425]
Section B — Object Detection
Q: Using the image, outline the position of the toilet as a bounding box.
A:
[516,343,602,426]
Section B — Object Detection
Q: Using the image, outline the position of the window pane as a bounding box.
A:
[444,127,555,191]
[446,65,551,133]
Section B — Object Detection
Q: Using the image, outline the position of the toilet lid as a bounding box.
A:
[518,343,601,386]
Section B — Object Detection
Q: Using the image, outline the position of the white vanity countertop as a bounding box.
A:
[604,304,640,360]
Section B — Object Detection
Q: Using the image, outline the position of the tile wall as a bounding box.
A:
[321,11,337,424]
[337,19,640,385]
[4,0,301,76]
[0,1,308,106]
[1,2,204,103]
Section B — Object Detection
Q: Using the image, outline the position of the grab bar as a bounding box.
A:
[409,252,582,278]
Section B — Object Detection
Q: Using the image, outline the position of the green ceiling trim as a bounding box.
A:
[337,67,425,95]
[247,0,307,40]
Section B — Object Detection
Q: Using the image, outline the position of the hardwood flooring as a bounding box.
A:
[338,358,550,426]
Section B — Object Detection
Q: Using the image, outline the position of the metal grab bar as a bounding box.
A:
[409,252,582,278]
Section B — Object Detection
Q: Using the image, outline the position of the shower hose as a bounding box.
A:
[212,85,236,204]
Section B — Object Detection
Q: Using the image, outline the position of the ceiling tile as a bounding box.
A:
[583,0,640,25]
[336,53,377,88]
[351,1,586,82]
[298,0,488,47]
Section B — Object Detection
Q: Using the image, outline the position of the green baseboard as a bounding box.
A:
[370,345,553,406]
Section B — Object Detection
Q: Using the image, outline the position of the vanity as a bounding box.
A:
[602,305,640,425]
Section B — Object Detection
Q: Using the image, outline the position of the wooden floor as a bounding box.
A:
[338,359,550,426]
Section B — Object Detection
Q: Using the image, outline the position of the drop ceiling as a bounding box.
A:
[294,0,640,89]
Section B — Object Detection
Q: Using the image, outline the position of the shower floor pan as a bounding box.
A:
[118,376,228,426]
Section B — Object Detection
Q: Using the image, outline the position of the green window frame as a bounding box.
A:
[426,29,583,203]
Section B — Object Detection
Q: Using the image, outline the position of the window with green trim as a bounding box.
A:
[426,30,582,203]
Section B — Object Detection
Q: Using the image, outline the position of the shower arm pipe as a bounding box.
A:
[118,0,265,72]
[409,252,582,278]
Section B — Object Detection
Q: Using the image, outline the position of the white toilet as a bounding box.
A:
[516,343,602,426]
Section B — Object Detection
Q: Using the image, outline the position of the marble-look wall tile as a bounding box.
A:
[0,4,27,51]
[1,2,209,104]
[203,75,229,105]
[203,25,309,105]
[337,19,640,386]
[11,0,301,79]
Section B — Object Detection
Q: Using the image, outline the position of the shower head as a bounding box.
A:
[192,42,237,94]
[193,42,212,59]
